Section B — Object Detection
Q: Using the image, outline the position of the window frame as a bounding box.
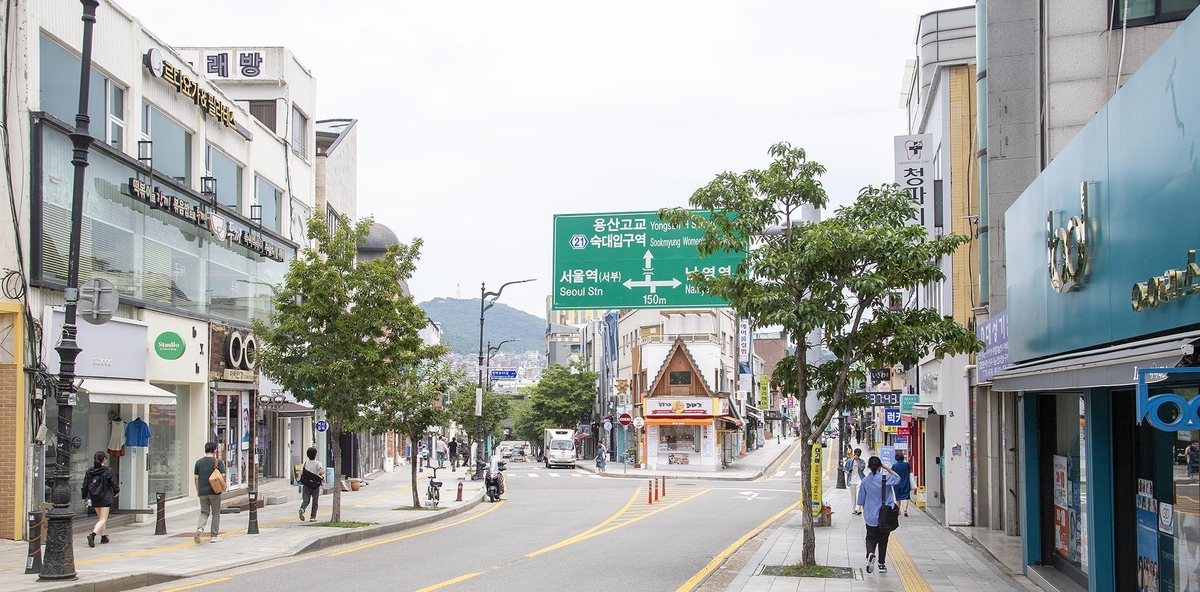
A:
[141,102,193,187]
[38,33,125,149]
[1111,0,1198,27]
[668,371,692,386]
[204,143,244,212]
[291,106,308,156]
[254,175,283,233]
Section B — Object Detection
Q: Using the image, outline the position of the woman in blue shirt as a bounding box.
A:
[857,455,899,574]
[892,452,912,517]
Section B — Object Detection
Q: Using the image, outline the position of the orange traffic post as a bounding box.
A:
[456,482,464,502]
[648,481,653,505]
[662,475,667,496]
[654,477,660,502]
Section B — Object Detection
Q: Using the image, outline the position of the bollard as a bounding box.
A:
[648,481,653,505]
[654,476,659,502]
[24,512,42,574]
[456,482,464,502]
[662,475,667,496]
[154,492,167,535]
[247,490,259,535]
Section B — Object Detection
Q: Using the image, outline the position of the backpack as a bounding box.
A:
[87,470,106,497]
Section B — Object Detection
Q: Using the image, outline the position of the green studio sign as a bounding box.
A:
[154,331,186,360]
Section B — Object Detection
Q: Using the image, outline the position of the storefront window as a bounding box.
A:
[1159,386,1200,590]
[659,425,700,452]
[1049,395,1087,573]
[148,386,188,500]
[36,123,293,323]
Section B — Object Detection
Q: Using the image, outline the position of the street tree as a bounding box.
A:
[445,381,511,465]
[660,142,981,567]
[253,215,426,523]
[364,345,458,508]
[526,360,597,431]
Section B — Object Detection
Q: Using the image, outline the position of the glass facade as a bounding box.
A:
[148,386,189,500]
[147,105,192,186]
[1144,385,1200,591]
[206,145,243,211]
[36,122,292,326]
[38,34,107,142]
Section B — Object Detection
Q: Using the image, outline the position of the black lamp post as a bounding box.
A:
[41,1,99,580]
[476,280,534,480]
[836,414,847,490]
[485,339,515,392]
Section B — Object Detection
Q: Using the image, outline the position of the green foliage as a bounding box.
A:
[419,297,544,354]
[526,360,597,429]
[509,397,548,445]
[445,379,511,464]
[660,142,982,566]
[362,347,458,508]
[252,215,427,522]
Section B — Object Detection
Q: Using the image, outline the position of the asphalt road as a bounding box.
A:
[139,454,808,592]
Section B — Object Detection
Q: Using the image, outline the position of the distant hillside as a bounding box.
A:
[419,297,544,355]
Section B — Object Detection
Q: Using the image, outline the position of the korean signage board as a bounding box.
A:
[144,49,236,129]
[976,312,1009,383]
[200,49,266,80]
[646,397,714,416]
[738,317,751,359]
[900,394,919,414]
[895,134,934,223]
[551,211,744,310]
[44,309,147,380]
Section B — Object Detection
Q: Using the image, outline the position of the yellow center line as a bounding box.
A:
[528,487,709,557]
[414,572,483,592]
[676,501,800,592]
[327,500,505,557]
[889,538,933,592]
[765,441,802,482]
[160,577,233,592]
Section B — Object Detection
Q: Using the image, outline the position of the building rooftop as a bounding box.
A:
[316,118,356,156]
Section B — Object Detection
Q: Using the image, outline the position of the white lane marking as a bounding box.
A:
[571,474,581,477]
[794,471,803,477]
[549,473,560,478]
[774,471,785,477]
[528,473,540,478]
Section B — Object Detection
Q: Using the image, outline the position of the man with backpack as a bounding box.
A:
[193,443,226,544]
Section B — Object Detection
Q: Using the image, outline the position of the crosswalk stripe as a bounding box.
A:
[550,473,560,478]
[528,474,539,478]
[775,471,785,477]
[571,474,581,477]
[795,470,803,477]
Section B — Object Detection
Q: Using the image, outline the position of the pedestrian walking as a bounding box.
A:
[193,442,226,544]
[298,446,325,521]
[844,448,866,515]
[1188,443,1199,476]
[892,452,913,517]
[81,451,119,547]
[436,437,449,468]
[449,438,459,471]
[596,441,607,474]
[858,455,900,574]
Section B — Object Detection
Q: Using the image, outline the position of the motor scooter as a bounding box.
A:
[485,458,506,502]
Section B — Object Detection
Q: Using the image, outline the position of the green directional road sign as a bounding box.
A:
[552,210,744,310]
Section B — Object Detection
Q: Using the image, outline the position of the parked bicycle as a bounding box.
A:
[426,467,443,507]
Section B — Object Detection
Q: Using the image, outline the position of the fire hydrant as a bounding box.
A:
[456,482,464,502]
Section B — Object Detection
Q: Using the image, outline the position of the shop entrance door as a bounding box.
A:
[214,392,248,488]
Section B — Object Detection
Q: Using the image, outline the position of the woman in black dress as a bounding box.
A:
[81,450,120,547]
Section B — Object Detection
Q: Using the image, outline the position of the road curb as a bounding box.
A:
[295,490,485,554]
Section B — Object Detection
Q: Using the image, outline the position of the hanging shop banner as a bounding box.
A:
[895,134,934,224]
[810,444,823,516]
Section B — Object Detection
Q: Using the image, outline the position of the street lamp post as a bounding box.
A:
[476,280,534,480]
[836,414,847,489]
[485,339,515,392]
[247,393,286,534]
[42,1,100,580]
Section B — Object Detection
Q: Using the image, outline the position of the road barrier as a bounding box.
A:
[154,492,167,535]
[648,481,653,505]
[654,476,660,502]
[662,476,667,496]
[24,511,42,574]
[456,482,464,502]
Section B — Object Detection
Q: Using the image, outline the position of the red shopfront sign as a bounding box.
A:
[896,426,911,437]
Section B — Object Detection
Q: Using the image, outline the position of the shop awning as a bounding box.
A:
[277,401,314,417]
[718,415,743,427]
[78,378,176,406]
[645,417,712,426]
[991,330,1200,392]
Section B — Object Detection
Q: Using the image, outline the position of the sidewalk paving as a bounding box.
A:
[727,484,1040,592]
[0,466,485,592]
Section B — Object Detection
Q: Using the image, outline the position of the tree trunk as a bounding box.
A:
[410,436,422,508]
[795,343,817,567]
[329,419,343,523]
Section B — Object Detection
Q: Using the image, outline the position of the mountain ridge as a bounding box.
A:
[418,297,544,355]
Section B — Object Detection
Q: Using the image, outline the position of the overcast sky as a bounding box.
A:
[117,0,969,318]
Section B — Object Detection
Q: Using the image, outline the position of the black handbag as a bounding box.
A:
[300,467,323,490]
[877,474,900,533]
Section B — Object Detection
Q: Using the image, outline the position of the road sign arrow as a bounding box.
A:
[736,491,761,501]
[623,277,681,293]
[643,250,654,270]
